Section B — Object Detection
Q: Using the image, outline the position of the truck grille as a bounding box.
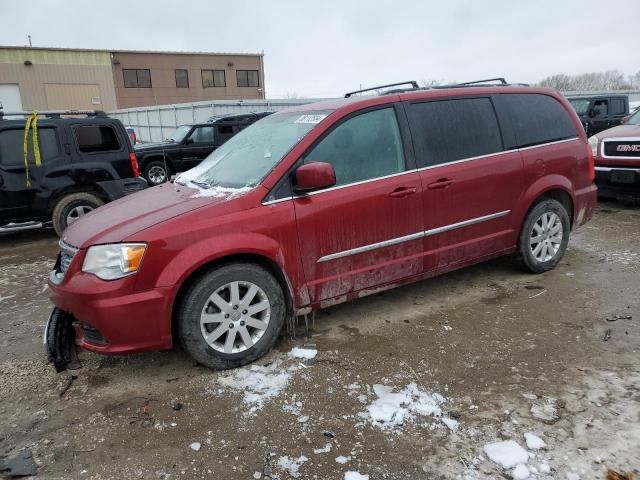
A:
[603,139,640,158]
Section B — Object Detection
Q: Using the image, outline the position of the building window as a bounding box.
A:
[202,69,226,88]
[123,69,152,88]
[175,69,189,88]
[236,70,260,87]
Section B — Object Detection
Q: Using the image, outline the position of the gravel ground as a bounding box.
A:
[0,201,638,480]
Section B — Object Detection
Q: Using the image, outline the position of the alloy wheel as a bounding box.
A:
[148,165,167,184]
[66,205,94,226]
[529,212,563,262]
[200,281,271,354]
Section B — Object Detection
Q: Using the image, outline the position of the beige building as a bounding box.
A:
[0,46,265,112]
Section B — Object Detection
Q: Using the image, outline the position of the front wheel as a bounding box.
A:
[178,263,286,369]
[515,199,570,273]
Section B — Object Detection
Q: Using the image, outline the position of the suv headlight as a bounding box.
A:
[82,243,147,280]
[588,135,599,157]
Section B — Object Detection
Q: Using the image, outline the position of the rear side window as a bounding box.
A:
[75,125,120,153]
[494,94,578,149]
[0,128,60,166]
[304,107,405,187]
[610,98,626,115]
[408,97,503,167]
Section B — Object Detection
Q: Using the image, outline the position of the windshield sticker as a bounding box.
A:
[294,114,327,124]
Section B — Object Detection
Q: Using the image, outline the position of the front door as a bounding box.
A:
[181,126,216,169]
[293,106,424,303]
[406,97,523,272]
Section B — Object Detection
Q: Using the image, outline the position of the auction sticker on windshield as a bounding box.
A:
[294,114,327,124]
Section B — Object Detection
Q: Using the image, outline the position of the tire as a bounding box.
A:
[514,199,570,273]
[143,160,170,185]
[52,192,104,236]
[178,263,286,369]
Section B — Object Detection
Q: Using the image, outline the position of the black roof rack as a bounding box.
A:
[0,109,108,120]
[344,78,529,98]
[344,81,419,98]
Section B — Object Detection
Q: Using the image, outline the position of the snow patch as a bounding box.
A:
[289,347,317,360]
[483,440,529,469]
[512,464,530,479]
[277,455,308,478]
[524,432,546,450]
[313,443,331,454]
[441,417,459,431]
[216,361,291,415]
[345,472,369,480]
[190,442,201,451]
[189,184,252,199]
[364,383,444,429]
[335,455,351,464]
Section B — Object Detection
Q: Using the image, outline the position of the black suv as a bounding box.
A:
[567,95,629,136]
[135,111,274,185]
[0,110,146,236]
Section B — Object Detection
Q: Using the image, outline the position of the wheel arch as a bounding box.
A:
[140,153,174,173]
[169,252,295,346]
[517,176,576,232]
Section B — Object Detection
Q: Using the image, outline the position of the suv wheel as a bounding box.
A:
[144,161,170,185]
[52,192,104,236]
[515,199,570,273]
[178,263,286,369]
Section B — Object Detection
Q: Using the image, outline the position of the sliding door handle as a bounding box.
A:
[389,187,417,198]
[427,178,454,190]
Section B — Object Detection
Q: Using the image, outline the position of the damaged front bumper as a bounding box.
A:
[44,308,80,372]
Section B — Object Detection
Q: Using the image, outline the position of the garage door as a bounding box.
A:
[0,84,23,113]
[44,84,102,110]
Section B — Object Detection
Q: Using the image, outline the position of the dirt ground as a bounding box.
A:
[0,201,639,480]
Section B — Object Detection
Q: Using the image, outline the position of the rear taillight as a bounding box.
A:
[129,152,140,177]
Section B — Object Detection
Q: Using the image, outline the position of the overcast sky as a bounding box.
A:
[1,0,639,98]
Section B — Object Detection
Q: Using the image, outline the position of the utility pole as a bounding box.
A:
[28,35,32,47]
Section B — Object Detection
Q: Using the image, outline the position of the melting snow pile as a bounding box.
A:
[364,383,445,429]
[216,361,291,415]
[289,347,317,360]
[277,455,308,478]
[524,432,546,450]
[483,440,529,468]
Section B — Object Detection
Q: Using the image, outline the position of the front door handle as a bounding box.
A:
[389,187,417,198]
[427,178,454,190]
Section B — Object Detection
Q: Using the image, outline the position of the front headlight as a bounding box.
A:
[82,243,147,280]
[588,135,599,157]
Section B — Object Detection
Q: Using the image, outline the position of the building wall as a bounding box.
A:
[111,51,264,109]
[0,48,118,111]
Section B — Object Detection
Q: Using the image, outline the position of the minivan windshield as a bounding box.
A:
[175,110,331,189]
[568,98,590,115]
[628,109,640,125]
[169,125,191,143]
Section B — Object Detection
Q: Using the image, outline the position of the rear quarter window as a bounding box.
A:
[494,94,578,149]
[74,125,121,153]
[0,128,60,166]
[408,97,503,167]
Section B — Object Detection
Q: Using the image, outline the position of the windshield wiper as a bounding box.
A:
[190,180,212,189]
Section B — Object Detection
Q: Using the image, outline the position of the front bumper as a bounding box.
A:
[595,166,640,200]
[97,177,148,202]
[48,268,174,354]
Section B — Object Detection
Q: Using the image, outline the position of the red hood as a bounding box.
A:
[62,183,259,248]
[595,124,640,140]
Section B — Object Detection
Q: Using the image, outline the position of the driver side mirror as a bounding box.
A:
[588,108,596,118]
[293,162,336,193]
[621,115,631,124]
[185,137,194,145]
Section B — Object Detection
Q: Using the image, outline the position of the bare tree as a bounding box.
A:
[537,71,634,91]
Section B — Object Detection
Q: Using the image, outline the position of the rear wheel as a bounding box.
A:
[143,160,170,185]
[52,192,104,236]
[178,263,286,369]
[515,199,570,273]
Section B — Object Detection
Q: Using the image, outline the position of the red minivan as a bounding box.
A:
[46,82,598,370]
